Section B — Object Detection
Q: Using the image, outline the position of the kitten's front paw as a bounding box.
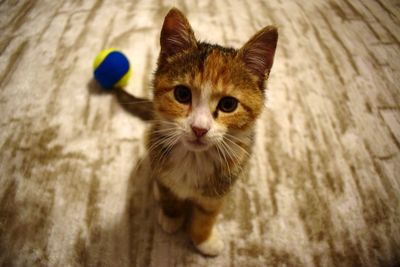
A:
[195,228,224,256]
[157,209,184,234]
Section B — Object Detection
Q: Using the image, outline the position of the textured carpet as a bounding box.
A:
[0,1,399,266]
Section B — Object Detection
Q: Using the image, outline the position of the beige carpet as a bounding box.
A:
[1,1,399,266]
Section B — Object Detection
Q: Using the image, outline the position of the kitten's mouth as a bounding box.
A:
[184,138,210,151]
[189,139,206,146]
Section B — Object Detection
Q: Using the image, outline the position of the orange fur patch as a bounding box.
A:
[155,91,189,119]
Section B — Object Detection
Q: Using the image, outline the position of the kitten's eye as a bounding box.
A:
[174,85,191,104]
[218,97,238,113]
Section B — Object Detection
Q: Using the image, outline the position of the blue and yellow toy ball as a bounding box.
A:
[93,48,131,89]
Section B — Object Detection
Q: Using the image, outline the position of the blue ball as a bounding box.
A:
[93,49,131,89]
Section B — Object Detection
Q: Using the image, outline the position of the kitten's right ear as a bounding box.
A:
[160,8,197,60]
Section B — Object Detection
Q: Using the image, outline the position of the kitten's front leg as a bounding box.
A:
[154,181,187,233]
[189,199,224,256]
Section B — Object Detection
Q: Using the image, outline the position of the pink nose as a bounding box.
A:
[191,126,208,138]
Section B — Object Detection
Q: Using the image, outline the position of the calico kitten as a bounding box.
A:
[148,8,277,256]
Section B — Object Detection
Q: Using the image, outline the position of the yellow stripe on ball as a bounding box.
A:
[115,67,132,88]
[93,48,116,69]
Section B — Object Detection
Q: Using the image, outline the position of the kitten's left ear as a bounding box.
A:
[238,26,278,88]
[160,8,197,60]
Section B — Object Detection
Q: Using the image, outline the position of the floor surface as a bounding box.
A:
[0,1,399,266]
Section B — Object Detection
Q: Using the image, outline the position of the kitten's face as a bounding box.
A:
[152,8,278,152]
[154,47,263,152]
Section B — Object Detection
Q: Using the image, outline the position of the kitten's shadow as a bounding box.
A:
[87,78,154,121]
[84,80,194,263]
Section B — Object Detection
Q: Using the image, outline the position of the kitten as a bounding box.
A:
[146,8,277,256]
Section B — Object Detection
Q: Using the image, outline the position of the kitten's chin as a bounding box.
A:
[183,138,211,152]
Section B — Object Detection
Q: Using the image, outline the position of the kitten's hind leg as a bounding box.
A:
[154,181,187,234]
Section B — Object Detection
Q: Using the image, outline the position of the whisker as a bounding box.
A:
[151,128,178,134]
[216,141,232,179]
[119,100,153,104]
[223,135,250,157]
[147,133,178,155]
[155,133,181,166]
[224,132,251,147]
[220,137,246,179]
[148,120,184,128]
[225,141,247,175]
[149,129,180,153]
[220,139,236,161]
[218,141,235,187]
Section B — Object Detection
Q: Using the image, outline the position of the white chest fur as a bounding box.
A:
[158,144,219,199]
